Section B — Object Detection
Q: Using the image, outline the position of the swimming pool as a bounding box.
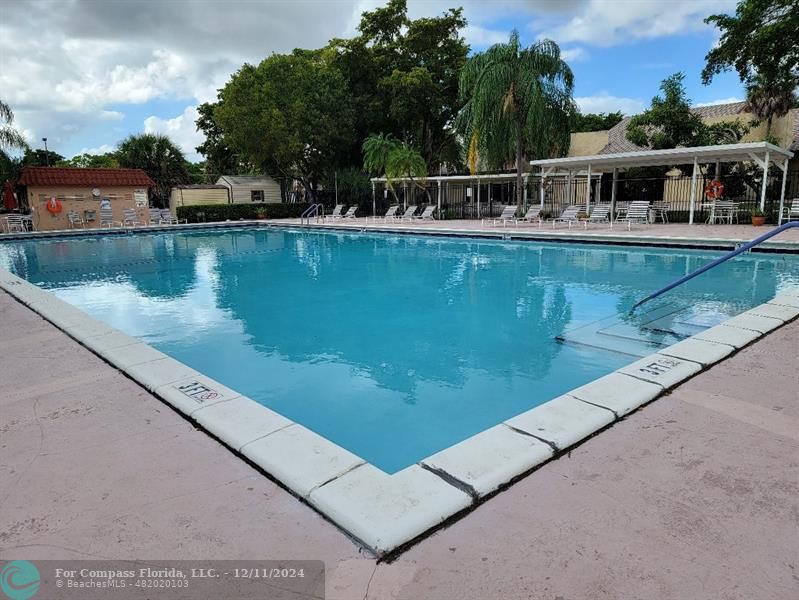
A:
[3,227,799,474]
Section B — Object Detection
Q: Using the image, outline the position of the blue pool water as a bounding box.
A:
[2,228,798,472]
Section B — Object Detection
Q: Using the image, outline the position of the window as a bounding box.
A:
[251,190,264,202]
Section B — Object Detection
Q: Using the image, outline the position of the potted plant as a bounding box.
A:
[750,207,766,226]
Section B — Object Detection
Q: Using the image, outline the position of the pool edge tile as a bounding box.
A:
[657,337,735,367]
[193,396,292,451]
[567,371,664,416]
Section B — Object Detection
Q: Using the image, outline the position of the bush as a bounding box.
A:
[176,203,310,223]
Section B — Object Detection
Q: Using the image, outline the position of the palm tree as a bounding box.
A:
[456,31,575,211]
[385,143,432,206]
[744,75,797,140]
[0,99,28,156]
[117,133,189,207]
[362,133,401,203]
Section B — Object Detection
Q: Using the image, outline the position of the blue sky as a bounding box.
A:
[1,0,743,162]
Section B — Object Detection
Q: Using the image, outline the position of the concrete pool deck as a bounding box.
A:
[1,287,798,598]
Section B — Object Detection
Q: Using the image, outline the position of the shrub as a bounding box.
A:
[176,203,310,223]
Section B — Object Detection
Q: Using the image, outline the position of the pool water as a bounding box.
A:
[2,228,798,472]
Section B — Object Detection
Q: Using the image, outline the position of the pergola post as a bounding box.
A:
[403,181,408,211]
[523,173,529,212]
[371,181,376,219]
[539,174,545,208]
[567,170,572,206]
[610,167,618,224]
[437,180,442,218]
[689,156,698,225]
[477,177,481,220]
[778,158,789,225]
[585,163,592,214]
[759,150,770,211]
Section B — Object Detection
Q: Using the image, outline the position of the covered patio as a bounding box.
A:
[530,141,795,225]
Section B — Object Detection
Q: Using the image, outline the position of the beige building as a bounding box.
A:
[169,185,230,215]
[216,175,281,204]
[18,167,154,231]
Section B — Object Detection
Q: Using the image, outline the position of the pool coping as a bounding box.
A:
[2,235,799,557]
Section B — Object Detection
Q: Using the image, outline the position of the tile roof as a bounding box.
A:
[599,101,748,155]
[18,167,155,187]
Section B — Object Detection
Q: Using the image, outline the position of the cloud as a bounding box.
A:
[561,47,587,62]
[144,106,203,161]
[693,97,742,107]
[539,0,736,47]
[575,92,645,115]
[79,144,116,155]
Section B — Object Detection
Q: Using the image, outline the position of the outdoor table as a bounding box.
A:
[701,202,739,224]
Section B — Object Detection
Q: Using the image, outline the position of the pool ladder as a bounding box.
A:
[301,203,324,226]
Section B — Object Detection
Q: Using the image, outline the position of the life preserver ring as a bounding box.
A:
[705,180,724,200]
[46,197,63,214]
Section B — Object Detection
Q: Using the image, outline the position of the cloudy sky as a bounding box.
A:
[1,0,743,162]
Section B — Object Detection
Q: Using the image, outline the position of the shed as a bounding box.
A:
[169,185,230,215]
[216,175,281,204]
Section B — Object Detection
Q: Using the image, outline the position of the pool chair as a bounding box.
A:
[99,208,118,228]
[161,209,187,224]
[550,205,581,228]
[67,210,84,228]
[3,214,26,233]
[611,201,650,230]
[341,206,358,219]
[375,205,399,222]
[782,199,799,221]
[148,208,164,225]
[412,205,436,221]
[585,203,610,227]
[399,205,418,221]
[324,204,344,220]
[485,205,517,227]
[516,206,542,226]
[122,208,142,227]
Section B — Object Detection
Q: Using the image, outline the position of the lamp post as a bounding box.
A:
[42,138,49,166]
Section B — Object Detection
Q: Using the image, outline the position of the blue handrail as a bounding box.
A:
[631,221,799,312]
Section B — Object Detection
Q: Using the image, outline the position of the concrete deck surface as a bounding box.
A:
[1,289,797,600]
[276,218,799,246]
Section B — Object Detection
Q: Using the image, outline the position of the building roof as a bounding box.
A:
[531,141,793,173]
[216,175,276,186]
[173,184,228,190]
[18,167,155,187]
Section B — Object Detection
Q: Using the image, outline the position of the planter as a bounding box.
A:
[751,216,766,226]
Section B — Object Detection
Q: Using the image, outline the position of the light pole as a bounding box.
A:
[42,138,49,166]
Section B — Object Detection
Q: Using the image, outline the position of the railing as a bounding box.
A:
[632,221,799,312]
[300,203,323,225]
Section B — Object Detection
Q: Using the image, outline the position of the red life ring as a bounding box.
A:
[46,197,63,214]
[704,180,724,200]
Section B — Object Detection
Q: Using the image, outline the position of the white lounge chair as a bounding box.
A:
[375,205,399,222]
[341,206,358,219]
[148,208,164,225]
[585,203,610,226]
[161,209,186,224]
[122,208,142,227]
[399,205,418,221]
[612,201,650,230]
[99,208,117,228]
[324,204,344,220]
[516,206,542,225]
[412,205,436,221]
[550,205,582,228]
[782,199,799,222]
[486,205,517,227]
[4,214,26,233]
[67,211,84,228]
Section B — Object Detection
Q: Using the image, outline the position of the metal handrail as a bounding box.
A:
[300,203,323,225]
[632,221,799,312]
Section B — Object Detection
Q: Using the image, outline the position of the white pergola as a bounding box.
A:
[530,141,794,224]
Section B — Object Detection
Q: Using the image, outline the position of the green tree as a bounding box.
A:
[571,111,624,132]
[702,0,798,89]
[116,133,189,206]
[56,152,119,168]
[362,133,401,202]
[743,74,797,139]
[626,73,707,149]
[195,102,248,181]
[456,30,575,210]
[0,100,27,155]
[215,49,355,200]
[385,143,431,204]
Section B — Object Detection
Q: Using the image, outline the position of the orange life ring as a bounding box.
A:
[46,197,63,214]
[704,180,724,200]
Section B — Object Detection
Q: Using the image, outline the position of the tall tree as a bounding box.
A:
[571,111,624,132]
[194,102,247,181]
[22,148,64,167]
[0,99,27,157]
[215,49,355,200]
[116,133,189,206]
[362,133,401,202]
[456,31,575,210]
[56,152,119,169]
[626,73,707,149]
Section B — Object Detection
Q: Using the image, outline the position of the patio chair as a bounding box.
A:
[516,206,542,225]
[399,205,418,221]
[612,201,651,230]
[4,214,26,233]
[341,206,358,219]
[650,201,670,223]
[67,210,84,228]
[148,207,164,225]
[412,205,436,221]
[782,199,799,222]
[122,208,142,227]
[550,205,582,228]
[99,208,117,228]
[585,203,610,226]
[324,204,344,220]
[160,209,187,224]
[486,205,517,227]
[375,205,399,222]
[708,201,738,225]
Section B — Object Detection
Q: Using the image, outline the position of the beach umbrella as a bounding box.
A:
[3,181,18,210]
